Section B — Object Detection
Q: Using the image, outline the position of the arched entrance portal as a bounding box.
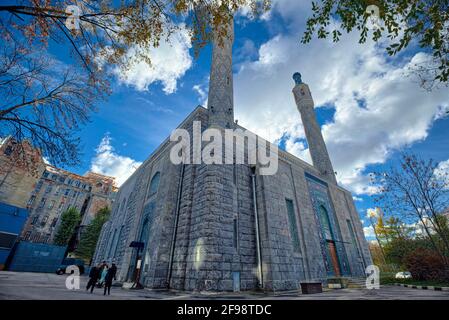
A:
[319,205,341,277]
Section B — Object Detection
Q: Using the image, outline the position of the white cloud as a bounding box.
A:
[363,225,375,238]
[90,134,142,187]
[353,196,363,202]
[193,84,208,106]
[233,3,449,195]
[116,25,192,94]
[435,159,449,185]
[366,208,381,219]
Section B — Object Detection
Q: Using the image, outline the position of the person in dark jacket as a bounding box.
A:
[104,263,117,295]
[86,263,101,293]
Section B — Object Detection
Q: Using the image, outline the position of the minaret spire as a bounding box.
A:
[207,13,234,129]
[292,72,337,184]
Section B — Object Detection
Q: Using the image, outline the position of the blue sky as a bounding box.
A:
[40,0,449,241]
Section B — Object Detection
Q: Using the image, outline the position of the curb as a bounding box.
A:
[394,283,449,291]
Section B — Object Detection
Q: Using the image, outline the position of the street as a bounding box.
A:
[0,271,448,300]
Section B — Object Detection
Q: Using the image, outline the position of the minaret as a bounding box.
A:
[207,14,234,129]
[292,72,337,184]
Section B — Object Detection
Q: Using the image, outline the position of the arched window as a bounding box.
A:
[285,199,300,252]
[148,172,160,197]
[319,205,333,241]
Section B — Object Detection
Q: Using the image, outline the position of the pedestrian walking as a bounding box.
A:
[104,263,118,295]
[86,263,100,293]
[99,264,108,287]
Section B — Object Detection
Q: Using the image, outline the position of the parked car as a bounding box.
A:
[56,258,85,275]
[395,271,412,279]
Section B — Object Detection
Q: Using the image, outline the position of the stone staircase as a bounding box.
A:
[326,277,367,289]
[347,277,367,289]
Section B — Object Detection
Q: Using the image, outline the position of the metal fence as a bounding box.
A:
[8,241,67,273]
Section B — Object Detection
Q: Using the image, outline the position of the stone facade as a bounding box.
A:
[93,108,371,292]
[93,17,371,292]
[0,137,46,209]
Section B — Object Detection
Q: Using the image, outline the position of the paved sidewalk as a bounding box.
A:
[1,271,448,300]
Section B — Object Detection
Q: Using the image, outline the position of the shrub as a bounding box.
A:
[404,248,447,281]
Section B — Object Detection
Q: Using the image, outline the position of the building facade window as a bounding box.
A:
[58,198,66,210]
[38,197,47,209]
[285,198,300,252]
[233,217,239,249]
[64,188,70,196]
[24,231,31,241]
[35,181,43,192]
[148,172,161,197]
[4,145,13,156]
[31,215,39,225]
[346,219,358,249]
[120,198,127,212]
[45,185,52,194]
[319,205,334,241]
[113,226,124,257]
[27,195,36,206]
[48,200,56,210]
[108,228,118,258]
[40,216,48,227]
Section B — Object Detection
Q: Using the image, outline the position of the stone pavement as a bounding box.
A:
[0,271,448,300]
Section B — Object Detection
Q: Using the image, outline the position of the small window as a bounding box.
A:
[51,218,58,228]
[286,199,300,252]
[48,200,56,210]
[3,145,13,156]
[31,215,39,225]
[148,172,161,197]
[120,198,127,212]
[38,198,47,209]
[45,185,52,194]
[64,189,70,196]
[43,171,50,178]
[28,195,36,206]
[233,218,238,249]
[40,216,48,227]
[346,219,358,249]
[35,181,43,192]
